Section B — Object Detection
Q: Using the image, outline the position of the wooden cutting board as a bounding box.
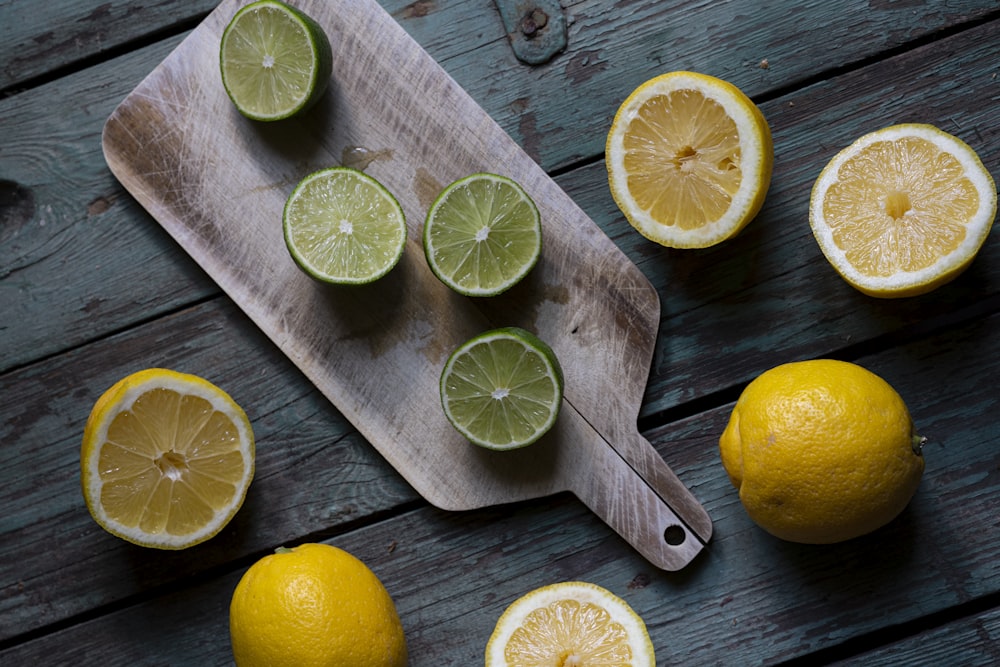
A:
[101,0,712,570]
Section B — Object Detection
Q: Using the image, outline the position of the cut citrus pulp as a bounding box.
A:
[423,173,542,296]
[283,167,407,284]
[485,581,656,667]
[810,123,997,297]
[219,0,333,121]
[440,327,563,450]
[606,71,773,248]
[81,369,255,549]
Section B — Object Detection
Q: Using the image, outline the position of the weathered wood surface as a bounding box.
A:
[574,15,1000,416]
[831,606,1000,666]
[4,0,1000,373]
[101,0,711,571]
[5,0,997,98]
[3,312,997,663]
[2,0,1000,664]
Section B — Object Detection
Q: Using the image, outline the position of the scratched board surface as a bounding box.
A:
[100,0,712,571]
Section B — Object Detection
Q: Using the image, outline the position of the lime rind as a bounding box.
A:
[440,327,563,450]
[220,0,333,121]
[283,167,407,285]
[423,173,542,297]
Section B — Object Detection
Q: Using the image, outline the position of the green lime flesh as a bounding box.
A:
[423,173,542,297]
[219,0,333,121]
[440,327,563,450]
[283,167,407,284]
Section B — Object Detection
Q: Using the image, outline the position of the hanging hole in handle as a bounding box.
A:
[663,524,686,546]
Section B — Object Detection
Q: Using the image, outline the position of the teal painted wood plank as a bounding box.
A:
[444,0,1000,170]
[0,1,215,91]
[0,316,1000,667]
[0,499,612,666]
[0,0,497,92]
[0,35,217,373]
[558,15,1000,415]
[4,4,999,383]
[1,315,997,661]
[829,606,1000,666]
[634,313,1000,663]
[0,298,417,643]
[1,1,999,664]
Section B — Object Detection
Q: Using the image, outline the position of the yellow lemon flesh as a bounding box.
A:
[606,71,773,248]
[810,123,996,297]
[485,581,655,666]
[230,543,408,667]
[80,368,254,549]
[720,359,924,544]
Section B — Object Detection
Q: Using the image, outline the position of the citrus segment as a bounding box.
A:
[606,71,773,248]
[719,359,925,544]
[284,167,407,285]
[810,123,996,297]
[423,173,542,296]
[230,543,408,667]
[485,581,655,667]
[81,368,255,549]
[220,0,333,121]
[440,327,563,450]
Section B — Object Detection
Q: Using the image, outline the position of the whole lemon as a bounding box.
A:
[719,359,925,544]
[229,543,408,667]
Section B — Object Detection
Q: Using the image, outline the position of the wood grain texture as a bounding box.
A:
[0,1,212,91]
[3,0,1000,663]
[100,0,710,569]
[0,35,212,373]
[440,0,1000,170]
[0,299,418,642]
[4,1,997,378]
[560,16,1000,416]
[3,0,997,373]
[3,314,998,664]
[829,606,1000,666]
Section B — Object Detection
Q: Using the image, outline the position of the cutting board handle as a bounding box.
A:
[565,426,712,571]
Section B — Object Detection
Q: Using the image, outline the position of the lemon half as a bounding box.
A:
[81,368,254,549]
[606,71,773,248]
[810,123,996,297]
[485,581,655,666]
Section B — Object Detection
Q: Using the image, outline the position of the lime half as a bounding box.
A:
[219,0,333,121]
[283,167,407,284]
[440,327,564,450]
[423,173,542,296]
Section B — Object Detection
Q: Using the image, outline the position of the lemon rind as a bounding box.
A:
[81,370,255,549]
[484,581,655,666]
[809,123,997,297]
[606,71,773,249]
